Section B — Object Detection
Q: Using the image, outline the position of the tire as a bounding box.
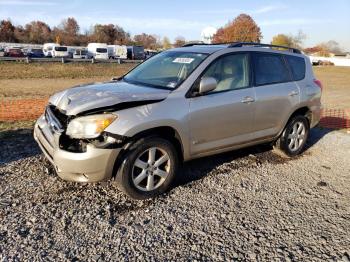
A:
[115,136,179,200]
[274,115,310,157]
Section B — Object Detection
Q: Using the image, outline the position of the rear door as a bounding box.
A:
[252,52,300,138]
[188,52,256,156]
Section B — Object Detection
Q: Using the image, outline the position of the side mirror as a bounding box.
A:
[198,77,217,94]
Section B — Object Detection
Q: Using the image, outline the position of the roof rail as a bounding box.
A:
[228,42,301,54]
[182,42,228,47]
[182,42,212,47]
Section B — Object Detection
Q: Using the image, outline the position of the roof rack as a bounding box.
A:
[182,42,214,47]
[228,42,301,54]
[182,42,301,54]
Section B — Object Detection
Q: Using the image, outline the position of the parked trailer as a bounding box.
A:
[73,49,88,59]
[43,43,59,57]
[87,43,108,60]
[127,46,145,60]
[107,45,128,59]
[52,46,69,58]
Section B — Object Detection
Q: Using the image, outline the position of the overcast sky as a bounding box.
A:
[0,0,349,50]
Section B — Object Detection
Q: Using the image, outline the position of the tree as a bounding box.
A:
[212,14,262,43]
[304,41,342,57]
[162,36,172,49]
[133,33,158,49]
[25,21,52,44]
[271,34,293,47]
[0,20,16,42]
[52,17,80,45]
[325,40,341,54]
[271,30,306,49]
[14,25,29,43]
[89,24,129,45]
[173,36,186,47]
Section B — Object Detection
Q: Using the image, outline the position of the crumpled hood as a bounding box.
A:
[49,80,171,116]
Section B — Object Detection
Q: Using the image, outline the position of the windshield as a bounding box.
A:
[124,51,208,89]
[55,46,67,51]
[96,48,107,53]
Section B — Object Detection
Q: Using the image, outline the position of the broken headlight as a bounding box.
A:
[66,114,117,139]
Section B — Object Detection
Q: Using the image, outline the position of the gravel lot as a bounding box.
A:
[0,128,349,261]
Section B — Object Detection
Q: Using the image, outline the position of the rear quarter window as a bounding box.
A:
[254,53,291,86]
[285,55,306,81]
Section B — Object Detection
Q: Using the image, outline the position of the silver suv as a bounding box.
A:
[34,42,322,199]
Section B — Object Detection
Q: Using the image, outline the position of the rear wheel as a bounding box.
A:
[274,115,309,157]
[115,137,179,200]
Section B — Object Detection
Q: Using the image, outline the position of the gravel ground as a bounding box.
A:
[0,128,349,261]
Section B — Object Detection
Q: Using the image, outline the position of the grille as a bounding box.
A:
[45,105,67,133]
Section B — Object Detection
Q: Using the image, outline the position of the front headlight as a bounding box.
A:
[66,114,117,139]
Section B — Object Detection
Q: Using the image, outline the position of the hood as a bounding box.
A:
[49,80,171,116]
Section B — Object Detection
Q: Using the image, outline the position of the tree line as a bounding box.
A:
[0,17,185,50]
[0,14,344,55]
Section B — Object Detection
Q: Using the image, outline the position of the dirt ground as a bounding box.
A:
[313,66,350,109]
[0,63,349,110]
[0,62,135,98]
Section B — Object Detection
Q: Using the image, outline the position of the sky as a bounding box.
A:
[0,0,349,50]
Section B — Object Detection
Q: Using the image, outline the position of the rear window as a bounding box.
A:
[254,53,290,86]
[55,47,67,51]
[285,55,305,81]
[96,48,107,53]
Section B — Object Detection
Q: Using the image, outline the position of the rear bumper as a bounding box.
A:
[34,115,121,182]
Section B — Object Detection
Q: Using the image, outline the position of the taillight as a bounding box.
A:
[314,79,323,92]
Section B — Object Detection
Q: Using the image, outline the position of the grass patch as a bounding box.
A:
[0,62,135,80]
[0,120,35,130]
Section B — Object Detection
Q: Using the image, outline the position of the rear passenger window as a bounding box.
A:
[254,53,290,86]
[285,55,305,81]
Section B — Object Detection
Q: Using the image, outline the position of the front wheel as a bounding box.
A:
[274,115,310,157]
[115,137,179,200]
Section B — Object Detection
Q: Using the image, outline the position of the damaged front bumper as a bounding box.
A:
[33,114,122,182]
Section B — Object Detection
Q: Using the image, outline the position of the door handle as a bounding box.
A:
[241,96,255,103]
[289,91,299,97]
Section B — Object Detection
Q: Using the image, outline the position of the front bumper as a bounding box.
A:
[33,115,121,182]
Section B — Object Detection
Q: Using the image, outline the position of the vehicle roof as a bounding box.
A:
[170,44,305,57]
[171,45,229,54]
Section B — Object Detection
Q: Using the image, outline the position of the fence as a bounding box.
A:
[0,57,143,64]
[0,97,349,130]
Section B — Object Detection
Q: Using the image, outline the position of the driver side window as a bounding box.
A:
[201,53,250,93]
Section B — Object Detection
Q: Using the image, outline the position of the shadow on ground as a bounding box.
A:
[0,128,40,165]
[0,127,335,182]
[175,127,335,187]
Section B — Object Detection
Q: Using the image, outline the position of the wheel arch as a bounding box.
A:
[111,126,185,180]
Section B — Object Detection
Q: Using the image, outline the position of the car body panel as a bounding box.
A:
[49,81,171,116]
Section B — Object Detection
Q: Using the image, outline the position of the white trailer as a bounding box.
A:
[107,45,128,59]
[52,46,69,58]
[87,43,108,60]
[43,43,59,57]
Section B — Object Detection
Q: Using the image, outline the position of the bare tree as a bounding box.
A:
[173,36,186,47]
[0,20,16,42]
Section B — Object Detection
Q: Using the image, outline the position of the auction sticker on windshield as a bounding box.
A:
[173,57,194,64]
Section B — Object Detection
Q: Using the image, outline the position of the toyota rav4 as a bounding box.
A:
[34,42,322,199]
